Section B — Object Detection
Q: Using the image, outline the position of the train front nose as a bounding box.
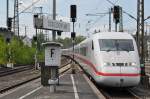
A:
[99,76,140,87]
[97,66,140,87]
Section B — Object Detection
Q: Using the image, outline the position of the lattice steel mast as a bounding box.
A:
[13,0,19,37]
[137,0,145,75]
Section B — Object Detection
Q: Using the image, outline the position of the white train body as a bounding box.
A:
[64,32,141,87]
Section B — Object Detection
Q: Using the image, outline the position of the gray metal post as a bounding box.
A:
[25,26,27,36]
[145,23,148,61]
[50,0,58,89]
[119,7,123,32]
[35,28,38,70]
[6,0,9,27]
[14,0,19,37]
[137,0,145,76]
[49,67,58,92]
[109,8,111,32]
[72,22,75,74]
[137,0,150,88]
[52,0,56,41]
[115,22,117,32]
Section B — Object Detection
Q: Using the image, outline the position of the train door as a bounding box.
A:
[86,41,91,75]
[89,40,95,76]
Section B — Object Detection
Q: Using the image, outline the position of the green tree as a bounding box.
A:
[9,37,36,65]
[74,36,86,45]
[56,35,86,49]
[0,36,7,65]
[37,33,45,51]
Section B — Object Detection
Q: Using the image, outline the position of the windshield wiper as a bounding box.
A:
[120,48,130,52]
[106,49,112,52]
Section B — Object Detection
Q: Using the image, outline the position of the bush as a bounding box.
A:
[0,36,7,64]
[9,37,36,65]
[0,36,39,65]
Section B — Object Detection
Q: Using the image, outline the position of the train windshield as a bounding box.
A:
[99,39,134,52]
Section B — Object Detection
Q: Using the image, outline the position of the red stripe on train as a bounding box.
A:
[73,54,140,77]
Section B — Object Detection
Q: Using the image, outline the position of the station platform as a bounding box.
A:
[0,69,105,99]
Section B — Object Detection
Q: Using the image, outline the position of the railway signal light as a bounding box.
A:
[70,5,77,22]
[113,6,120,23]
[57,31,62,36]
[33,14,39,28]
[70,5,77,74]
[7,17,12,31]
[6,38,10,43]
[33,36,37,41]
[34,14,38,18]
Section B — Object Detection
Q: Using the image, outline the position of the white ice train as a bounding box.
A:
[63,32,141,87]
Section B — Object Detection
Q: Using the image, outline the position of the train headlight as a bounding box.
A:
[129,62,136,66]
[103,62,111,66]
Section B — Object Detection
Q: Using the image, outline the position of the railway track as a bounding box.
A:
[97,87,139,99]
[0,56,70,77]
[0,65,33,77]
[0,59,71,94]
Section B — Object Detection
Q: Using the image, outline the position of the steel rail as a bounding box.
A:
[0,66,33,77]
[0,60,71,93]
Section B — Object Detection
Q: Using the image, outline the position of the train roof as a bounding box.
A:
[73,32,135,48]
[91,32,134,39]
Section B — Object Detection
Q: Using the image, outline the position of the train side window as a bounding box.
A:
[92,40,94,50]
[83,47,87,56]
[80,47,87,56]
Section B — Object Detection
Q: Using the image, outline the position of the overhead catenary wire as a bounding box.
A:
[20,0,41,14]
[85,0,109,26]
[12,0,42,18]
[85,14,107,34]
[105,0,115,6]
[105,0,137,20]
[85,0,119,32]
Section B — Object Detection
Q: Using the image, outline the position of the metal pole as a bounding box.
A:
[137,1,140,51]
[73,22,75,60]
[14,0,19,37]
[115,22,117,32]
[25,26,27,36]
[49,0,59,88]
[6,0,9,27]
[149,27,150,62]
[109,8,111,32]
[145,23,148,61]
[137,0,150,87]
[35,28,38,69]
[137,0,145,76]
[142,0,145,64]
[72,22,75,74]
[8,43,10,63]
[119,7,123,32]
[18,12,20,37]
[52,0,56,41]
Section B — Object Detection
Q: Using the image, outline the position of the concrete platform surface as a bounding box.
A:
[0,71,103,99]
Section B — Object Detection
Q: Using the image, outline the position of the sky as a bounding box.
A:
[0,0,150,39]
